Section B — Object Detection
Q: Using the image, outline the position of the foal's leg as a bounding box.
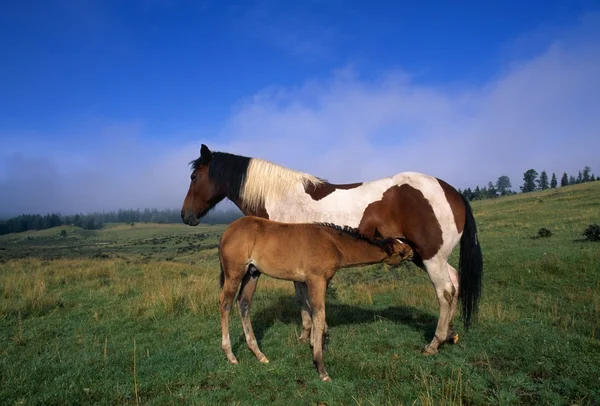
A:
[294,282,313,342]
[237,269,269,363]
[220,269,244,364]
[422,257,456,355]
[307,277,330,382]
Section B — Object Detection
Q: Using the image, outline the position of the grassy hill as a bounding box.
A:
[0,182,599,405]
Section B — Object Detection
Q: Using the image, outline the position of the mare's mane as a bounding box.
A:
[191,150,324,211]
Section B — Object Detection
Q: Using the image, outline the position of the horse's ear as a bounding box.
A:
[200,144,212,161]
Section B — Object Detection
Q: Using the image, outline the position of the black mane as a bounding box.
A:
[315,222,393,250]
[190,151,251,201]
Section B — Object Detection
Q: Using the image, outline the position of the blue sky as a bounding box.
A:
[1,0,600,216]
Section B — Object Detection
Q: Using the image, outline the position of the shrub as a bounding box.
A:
[583,224,600,242]
[537,227,553,238]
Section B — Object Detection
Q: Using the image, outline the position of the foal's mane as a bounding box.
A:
[191,150,324,211]
[316,222,393,252]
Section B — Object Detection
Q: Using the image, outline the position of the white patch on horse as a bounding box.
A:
[265,177,396,227]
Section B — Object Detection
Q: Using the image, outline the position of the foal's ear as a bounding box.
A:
[200,144,212,161]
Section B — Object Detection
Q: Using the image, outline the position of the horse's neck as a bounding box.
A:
[334,237,387,268]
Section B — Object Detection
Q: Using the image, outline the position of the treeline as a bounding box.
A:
[459,165,597,201]
[0,208,243,236]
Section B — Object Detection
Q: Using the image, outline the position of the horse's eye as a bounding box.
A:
[191,173,197,181]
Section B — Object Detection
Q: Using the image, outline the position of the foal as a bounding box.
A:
[218,215,413,382]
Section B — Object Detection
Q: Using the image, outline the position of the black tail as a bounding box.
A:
[459,194,483,330]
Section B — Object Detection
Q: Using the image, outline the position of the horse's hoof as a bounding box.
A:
[228,357,239,364]
[321,375,332,382]
[259,356,270,363]
[448,332,459,344]
[422,345,438,356]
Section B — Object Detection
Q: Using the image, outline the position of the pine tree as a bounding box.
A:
[560,172,569,187]
[577,171,583,183]
[569,175,577,185]
[550,173,557,188]
[583,166,591,182]
[538,170,549,190]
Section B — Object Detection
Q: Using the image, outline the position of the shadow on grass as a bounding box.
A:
[247,294,437,346]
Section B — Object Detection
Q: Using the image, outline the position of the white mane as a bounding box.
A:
[241,158,323,211]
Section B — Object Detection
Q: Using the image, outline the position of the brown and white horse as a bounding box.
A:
[181,144,483,355]
[218,216,414,381]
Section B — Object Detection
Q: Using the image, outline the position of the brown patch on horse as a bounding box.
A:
[231,198,270,219]
[304,182,363,201]
[436,178,465,234]
[357,184,443,261]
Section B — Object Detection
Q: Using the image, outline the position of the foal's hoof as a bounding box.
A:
[321,375,332,382]
[422,345,438,356]
[258,356,270,364]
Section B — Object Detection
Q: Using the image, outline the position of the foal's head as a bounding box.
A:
[379,238,414,265]
[181,144,227,225]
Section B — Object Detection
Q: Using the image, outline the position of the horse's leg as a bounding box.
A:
[219,269,243,364]
[294,282,313,343]
[445,264,460,343]
[237,269,269,363]
[307,276,330,382]
[422,257,456,355]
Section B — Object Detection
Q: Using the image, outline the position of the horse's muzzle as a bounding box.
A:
[181,209,200,226]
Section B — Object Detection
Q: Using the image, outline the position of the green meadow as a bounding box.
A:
[1,182,599,405]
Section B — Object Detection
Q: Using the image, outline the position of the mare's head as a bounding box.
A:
[380,238,414,265]
[181,144,227,226]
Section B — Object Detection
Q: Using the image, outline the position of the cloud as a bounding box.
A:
[207,13,600,189]
[1,12,599,216]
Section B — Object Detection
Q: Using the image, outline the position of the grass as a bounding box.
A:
[1,182,599,405]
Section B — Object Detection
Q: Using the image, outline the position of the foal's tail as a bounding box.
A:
[459,194,483,330]
[219,260,225,289]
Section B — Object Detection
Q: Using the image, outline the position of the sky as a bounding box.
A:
[1,0,600,216]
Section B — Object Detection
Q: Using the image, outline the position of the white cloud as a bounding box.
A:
[1,12,599,216]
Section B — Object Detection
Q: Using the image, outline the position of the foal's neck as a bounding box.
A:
[334,235,388,268]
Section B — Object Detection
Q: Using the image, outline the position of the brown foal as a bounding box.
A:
[217,215,413,382]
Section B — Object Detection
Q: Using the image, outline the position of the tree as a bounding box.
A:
[550,173,557,188]
[569,175,577,185]
[487,181,497,198]
[577,170,583,183]
[473,186,482,200]
[521,169,538,193]
[538,170,549,190]
[583,166,591,182]
[561,172,569,187]
[591,174,597,182]
[496,175,512,196]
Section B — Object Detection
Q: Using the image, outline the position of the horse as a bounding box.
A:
[217,215,414,381]
[181,144,483,356]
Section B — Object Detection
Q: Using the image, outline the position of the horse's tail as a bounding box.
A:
[459,194,483,330]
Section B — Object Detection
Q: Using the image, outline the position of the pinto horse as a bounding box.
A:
[218,215,413,381]
[181,144,483,355]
